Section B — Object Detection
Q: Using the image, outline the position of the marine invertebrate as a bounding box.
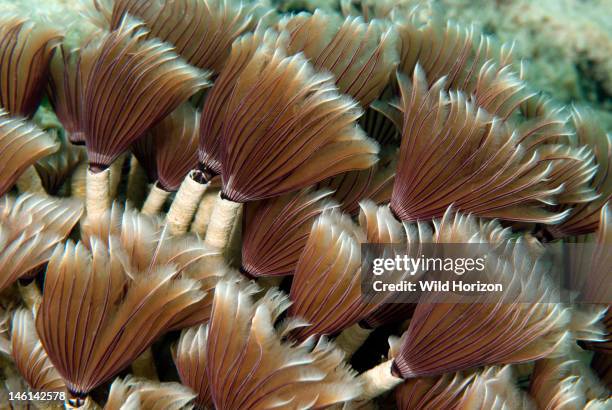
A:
[204,281,362,409]
[357,210,570,400]
[0,16,61,117]
[105,376,196,410]
[167,28,275,235]
[0,111,58,197]
[107,0,264,73]
[240,188,336,278]
[279,9,398,107]
[10,309,65,393]
[76,17,208,220]
[389,68,570,223]
[173,324,212,409]
[36,238,205,406]
[203,46,378,251]
[135,104,200,216]
[0,193,83,304]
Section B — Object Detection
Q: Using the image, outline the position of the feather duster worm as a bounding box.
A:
[108,0,263,73]
[0,16,61,117]
[135,105,200,216]
[393,17,598,211]
[529,350,610,410]
[174,324,212,409]
[80,203,225,331]
[395,365,532,409]
[168,29,277,235]
[104,376,196,410]
[36,239,206,406]
[279,10,399,108]
[10,309,65,393]
[48,45,87,145]
[287,210,371,343]
[76,18,208,220]
[0,111,58,197]
[240,188,336,278]
[0,193,82,308]
[34,137,87,196]
[205,281,362,409]
[357,210,570,400]
[315,148,396,215]
[574,203,612,353]
[389,68,569,223]
[204,47,378,252]
[550,109,612,237]
[190,175,221,235]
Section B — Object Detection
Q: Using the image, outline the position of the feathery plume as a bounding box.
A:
[287,209,372,342]
[104,376,196,410]
[34,137,87,195]
[166,29,278,235]
[0,110,58,196]
[240,188,336,278]
[76,17,208,219]
[137,105,200,216]
[109,0,264,73]
[0,16,62,117]
[550,108,612,237]
[36,239,205,405]
[205,47,378,251]
[279,10,398,108]
[0,193,83,296]
[530,350,609,410]
[395,371,474,410]
[174,325,212,409]
[48,45,87,145]
[357,210,570,400]
[206,281,362,409]
[389,68,569,223]
[10,309,65,393]
[396,17,524,119]
[81,203,224,330]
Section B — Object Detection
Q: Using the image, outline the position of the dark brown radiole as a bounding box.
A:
[240,188,337,278]
[204,281,362,409]
[355,211,570,400]
[0,16,62,117]
[203,46,379,252]
[389,67,570,223]
[76,17,208,220]
[133,104,200,216]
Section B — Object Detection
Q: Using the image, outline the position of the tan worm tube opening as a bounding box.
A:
[109,155,126,198]
[141,183,170,216]
[15,166,45,195]
[204,193,243,252]
[166,171,209,235]
[190,188,220,235]
[335,324,373,357]
[86,167,111,220]
[357,360,403,401]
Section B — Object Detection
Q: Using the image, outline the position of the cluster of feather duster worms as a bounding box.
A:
[0,0,610,408]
